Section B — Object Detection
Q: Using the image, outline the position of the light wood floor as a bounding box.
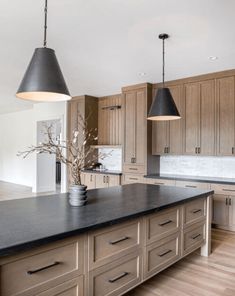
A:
[125,229,235,296]
[0,181,60,201]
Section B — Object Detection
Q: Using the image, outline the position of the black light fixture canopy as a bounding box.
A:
[16,0,71,102]
[147,33,180,121]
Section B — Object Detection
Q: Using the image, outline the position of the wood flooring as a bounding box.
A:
[125,229,235,296]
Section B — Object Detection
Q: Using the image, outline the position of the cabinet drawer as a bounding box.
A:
[123,174,144,184]
[88,220,141,269]
[37,276,84,296]
[145,178,175,186]
[211,183,235,195]
[175,180,209,190]
[123,164,145,174]
[183,223,205,255]
[1,240,83,296]
[144,233,180,279]
[89,251,142,296]
[184,198,206,226]
[145,207,180,244]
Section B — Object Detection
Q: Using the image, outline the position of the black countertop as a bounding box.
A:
[82,169,122,175]
[145,174,235,185]
[0,184,213,258]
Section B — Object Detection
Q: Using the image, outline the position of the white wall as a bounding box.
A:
[160,155,235,178]
[0,102,68,192]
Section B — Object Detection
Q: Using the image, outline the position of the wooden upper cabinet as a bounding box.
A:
[168,85,184,154]
[152,85,184,155]
[98,94,123,145]
[184,80,215,155]
[216,76,235,156]
[123,88,146,165]
[200,80,216,155]
[184,82,200,155]
[123,91,136,164]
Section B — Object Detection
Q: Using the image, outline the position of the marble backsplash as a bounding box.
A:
[98,148,122,171]
[160,155,235,178]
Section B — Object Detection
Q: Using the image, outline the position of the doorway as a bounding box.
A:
[35,119,62,193]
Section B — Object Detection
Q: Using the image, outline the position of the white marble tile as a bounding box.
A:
[98,148,122,171]
[160,156,235,178]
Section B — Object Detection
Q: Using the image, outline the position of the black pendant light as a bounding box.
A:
[148,33,180,121]
[16,0,71,102]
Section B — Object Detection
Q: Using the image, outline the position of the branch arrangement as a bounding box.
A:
[17,114,111,186]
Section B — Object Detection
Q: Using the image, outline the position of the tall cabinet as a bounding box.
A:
[184,79,215,155]
[122,83,159,183]
[216,76,235,156]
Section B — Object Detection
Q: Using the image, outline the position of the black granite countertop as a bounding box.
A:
[145,174,235,185]
[0,184,213,258]
[82,169,122,175]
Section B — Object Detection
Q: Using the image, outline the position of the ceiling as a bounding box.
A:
[0,0,235,114]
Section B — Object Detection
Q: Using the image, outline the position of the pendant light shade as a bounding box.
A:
[147,87,180,120]
[148,33,180,121]
[16,0,71,102]
[16,48,70,102]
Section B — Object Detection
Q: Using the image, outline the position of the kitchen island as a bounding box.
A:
[0,183,213,296]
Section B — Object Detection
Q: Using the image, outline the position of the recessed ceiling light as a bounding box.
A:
[138,72,147,77]
[208,56,218,61]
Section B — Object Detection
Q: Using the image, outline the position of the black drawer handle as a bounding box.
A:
[129,178,138,180]
[222,189,235,192]
[191,209,202,214]
[158,249,172,257]
[158,220,173,226]
[129,168,138,171]
[108,272,129,283]
[185,185,197,188]
[109,236,130,245]
[191,233,201,240]
[154,182,164,185]
[27,261,61,275]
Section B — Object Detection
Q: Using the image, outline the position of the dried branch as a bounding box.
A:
[17,114,110,186]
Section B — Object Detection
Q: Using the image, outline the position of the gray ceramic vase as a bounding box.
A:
[69,185,87,207]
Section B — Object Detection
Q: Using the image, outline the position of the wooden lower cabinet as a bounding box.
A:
[82,173,121,189]
[122,174,144,185]
[144,232,181,280]
[0,198,210,296]
[38,277,84,296]
[88,251,142,296]
[145,178,175,187]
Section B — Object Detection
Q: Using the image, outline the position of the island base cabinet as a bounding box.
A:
[144,233,181,280]
[37,277,84,296]
[183,222,206,256]
[88,251,142,296]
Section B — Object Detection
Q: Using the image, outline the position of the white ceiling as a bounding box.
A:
[0,0,235,114]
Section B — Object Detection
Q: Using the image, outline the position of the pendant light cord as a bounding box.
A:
[162,37,165,87]
[43,0,48,47]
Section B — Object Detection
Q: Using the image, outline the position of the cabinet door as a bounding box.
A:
[152,121,168,155]
[107,175,120,187]
[124,91,136,164]
[212,194,229,226]
[135,90,146,165]
[95,174,108,189]
[168,85,184,154]
[184,83,200,154]
[199,80,216,155]
[84,173,96,190]
[216,76,235,156]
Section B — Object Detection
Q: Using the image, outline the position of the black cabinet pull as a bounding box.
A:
[109,236,130,245]
[185,185,197,188]
[103,176,106,183]
[158,220,173,226]
[195,147,198,154]
[229,198,232,206]
[27,261,61,275]
[226,197,228,205]
[198,147,201,154]
[106,176,109,183]
[191,233,201,240]
[191,209,202,214]
[232,147,234,154]
[129,168,138,171]
[222,188,235,192]
[108,272,129,283]
[158,249,172,257]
